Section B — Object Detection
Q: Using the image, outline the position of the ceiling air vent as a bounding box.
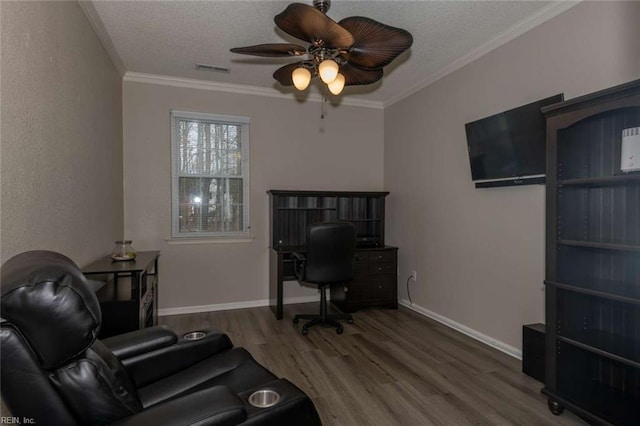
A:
[195,64,230,73]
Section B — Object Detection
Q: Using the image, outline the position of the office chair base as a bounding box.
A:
[293,314,353,334]
[293,285,353,335]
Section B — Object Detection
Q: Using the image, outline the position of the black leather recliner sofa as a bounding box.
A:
[0,250,322,425]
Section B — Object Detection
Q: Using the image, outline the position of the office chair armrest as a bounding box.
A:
[102,326,178,360]
[109,386,246,426]
[291,252,306,282]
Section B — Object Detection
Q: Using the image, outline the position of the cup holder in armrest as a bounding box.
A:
[248,390,280,408]
[183,331,207,341]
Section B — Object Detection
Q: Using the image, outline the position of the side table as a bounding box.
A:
[82,251,160,338]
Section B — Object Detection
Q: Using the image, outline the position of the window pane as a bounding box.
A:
[177,120,242,176]
[178,177,244,233]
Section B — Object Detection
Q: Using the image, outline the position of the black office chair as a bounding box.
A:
[292,222,357,335]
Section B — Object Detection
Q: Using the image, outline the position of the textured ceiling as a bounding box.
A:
[87,0,571,105]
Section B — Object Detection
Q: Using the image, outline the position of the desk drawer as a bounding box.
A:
[347,278,395,302]
[366,251,396,263]
[354,250,396,263]
[369,262,395,275]
[330,247,398,313]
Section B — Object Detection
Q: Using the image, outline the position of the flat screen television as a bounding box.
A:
[465,94,563,188]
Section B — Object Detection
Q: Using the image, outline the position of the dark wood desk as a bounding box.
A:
[269,246,397,319]
[268,189,396,320]
[82,251,160,337]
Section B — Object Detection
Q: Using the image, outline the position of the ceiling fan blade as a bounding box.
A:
[338,17,413,69]
[275,3,354,48]
[340,63,383,86]
[230,43,307,57]
[273,62,316,86]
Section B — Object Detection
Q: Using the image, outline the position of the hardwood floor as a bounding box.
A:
[160,303,585,426]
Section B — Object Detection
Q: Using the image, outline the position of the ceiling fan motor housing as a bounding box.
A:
[313,0,331,13]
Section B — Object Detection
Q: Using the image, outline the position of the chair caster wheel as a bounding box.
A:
[548,399,564,415]
[336,326,344,334]
[293,317,299,324]
[302,328,308,335]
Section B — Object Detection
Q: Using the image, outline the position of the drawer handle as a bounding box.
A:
[377,267,383,271]
[377,255,383,259]
[378,285,383,289]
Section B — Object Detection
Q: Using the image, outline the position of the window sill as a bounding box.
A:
[165,236,255,245]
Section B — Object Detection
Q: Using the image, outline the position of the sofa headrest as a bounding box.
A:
[1,251,101,369]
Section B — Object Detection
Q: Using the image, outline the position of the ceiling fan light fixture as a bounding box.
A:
[230,2,414,97]
[318,59,339,84]
[292,67,312,90]
[327,72,345,95]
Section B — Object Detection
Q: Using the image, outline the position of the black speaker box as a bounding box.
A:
[522,323,545,383]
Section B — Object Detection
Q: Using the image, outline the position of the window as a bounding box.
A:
[171,110,250,238]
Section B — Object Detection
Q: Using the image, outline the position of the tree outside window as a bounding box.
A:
[171,111,250,238]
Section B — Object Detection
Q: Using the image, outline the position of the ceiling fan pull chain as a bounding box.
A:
[321,97,327,119]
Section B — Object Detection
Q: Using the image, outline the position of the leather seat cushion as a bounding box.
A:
[138,347,277,408]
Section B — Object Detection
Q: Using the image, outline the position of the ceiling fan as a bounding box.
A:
[230,0,413,95]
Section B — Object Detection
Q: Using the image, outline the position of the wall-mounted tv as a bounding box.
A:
[465,94,563,188]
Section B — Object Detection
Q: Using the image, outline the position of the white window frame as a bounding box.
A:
[170,110,250,239]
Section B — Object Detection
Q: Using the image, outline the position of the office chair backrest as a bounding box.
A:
[304,222,357,284]
[1,251,143,425]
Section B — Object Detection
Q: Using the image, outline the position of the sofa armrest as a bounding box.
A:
[239,379,322,426]
[109,386,246,426]
[121,329,234,388]
[102,326,178,360]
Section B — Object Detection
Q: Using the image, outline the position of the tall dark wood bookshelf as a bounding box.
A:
[542,80,640,425]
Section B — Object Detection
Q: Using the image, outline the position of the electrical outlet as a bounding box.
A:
[411,270,417,281]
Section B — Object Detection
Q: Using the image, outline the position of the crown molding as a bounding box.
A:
[123,72,384,109]
[85,0,579,110]
[384,1,582,108]
[78,0,126,77]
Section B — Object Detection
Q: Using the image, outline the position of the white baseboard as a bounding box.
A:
[160,296,521,359]
[158,295,319,317]
[398,299,522,360]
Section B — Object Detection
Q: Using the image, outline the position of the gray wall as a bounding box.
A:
[1,1,123,266]
[384,1,640,352]
[122,82,384,310]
